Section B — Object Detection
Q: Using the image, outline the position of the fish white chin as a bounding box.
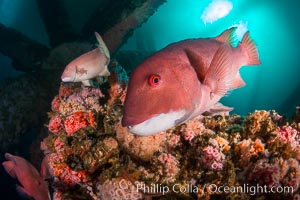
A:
[128,110,187,136]
[62,77,74,82]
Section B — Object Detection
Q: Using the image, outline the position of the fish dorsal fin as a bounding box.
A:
[184,48,206,82]
[215,27,237,46]
[203,45,233,98]
[94,32,110,61]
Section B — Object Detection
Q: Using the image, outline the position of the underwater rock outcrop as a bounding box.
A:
[0,0,166,154]
[41,65,300,200]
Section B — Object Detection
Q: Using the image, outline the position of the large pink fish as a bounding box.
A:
[2,153,50,200]
[122,28,260,136]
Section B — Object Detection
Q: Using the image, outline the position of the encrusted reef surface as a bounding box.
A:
[42,66,300,200]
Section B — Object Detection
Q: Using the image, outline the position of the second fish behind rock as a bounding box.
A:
[61,32,110,86]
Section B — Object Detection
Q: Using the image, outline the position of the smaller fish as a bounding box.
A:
[61,32,111,86]
[40,156,51,180]
[2,153,50,200]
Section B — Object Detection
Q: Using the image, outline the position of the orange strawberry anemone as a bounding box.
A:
[64,111,96,136]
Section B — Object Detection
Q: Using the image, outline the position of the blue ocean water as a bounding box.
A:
[122,0,300,116]
[0,0,299,116]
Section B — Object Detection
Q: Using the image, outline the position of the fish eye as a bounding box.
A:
[148,74,162,87]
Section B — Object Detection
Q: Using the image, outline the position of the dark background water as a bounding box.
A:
[0,157,26,199]
[0,129,36,199]
[0,0,299,199]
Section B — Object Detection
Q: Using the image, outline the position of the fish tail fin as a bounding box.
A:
[231,72,246,89]
[230,32,260,90]
[239,32,261,65]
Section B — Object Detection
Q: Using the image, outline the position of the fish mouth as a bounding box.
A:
[61,77,74,82]
[122,110,187,136]
[4,153,14,160]
[121,115,152,129]
[61,66,76,82]
[121,116,139,127]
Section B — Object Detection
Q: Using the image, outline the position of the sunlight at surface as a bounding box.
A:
[201,0,233,25]
[0,0,23,25]
[231,20,248,41]
[120,0,300,115]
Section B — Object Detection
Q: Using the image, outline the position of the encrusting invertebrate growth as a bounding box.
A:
[39,63,300,199]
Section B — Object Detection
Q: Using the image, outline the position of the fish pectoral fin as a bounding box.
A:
[16,185,32,199]
[2,161,16,178]
[184,49,206,82]
[95,32,110,61]
[206,102,233,116]
[203,45,233,97]
[215,27,237,46]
